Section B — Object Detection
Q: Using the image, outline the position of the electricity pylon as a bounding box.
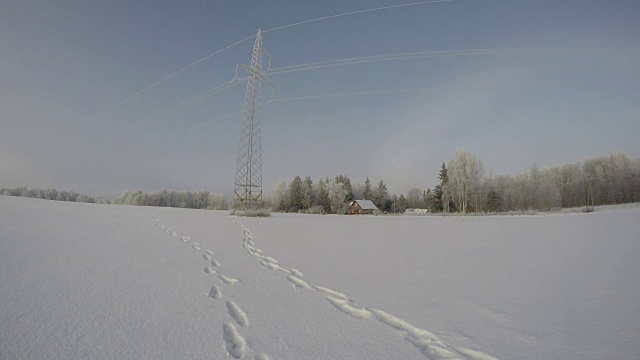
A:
[232,29,274,214]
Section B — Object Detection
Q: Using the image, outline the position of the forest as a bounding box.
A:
[270,151,640,214]
[3,151,639,215]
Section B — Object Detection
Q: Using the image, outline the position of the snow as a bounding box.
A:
[2,195,639,359]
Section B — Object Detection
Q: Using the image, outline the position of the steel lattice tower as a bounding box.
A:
[232,29,273,213]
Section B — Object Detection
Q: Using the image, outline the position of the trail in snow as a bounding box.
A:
[151,215,272,359]
[231,217,497,360]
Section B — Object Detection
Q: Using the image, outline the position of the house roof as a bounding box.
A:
[351,200,378,210]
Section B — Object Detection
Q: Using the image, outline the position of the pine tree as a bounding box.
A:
[424,188,435,212]
[317,178,330,213]
[302,176,313,210]
[433,162,448,212]
[363,177,372,200]
[374,180,388,209]
[288,176,304,212]
[397,194,408,213]
[335,174,354,202]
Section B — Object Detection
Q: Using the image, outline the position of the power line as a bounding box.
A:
[268,48,617,75]
[137,47,618,125]
[36,1,454,157]
[263,0,451,33]
[272,87,436,102]
[138,79,243,126]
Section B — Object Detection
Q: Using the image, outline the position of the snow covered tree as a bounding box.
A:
[271,180,287,212]
[335,175,354,202]
[288,176,304,212]
[327,178,348,214]
[316,178,331,213]
[302,176,313,210]
[374,180,388,209]
[363,177,372,200]
[447,148,485,213]
[406,188,424,209]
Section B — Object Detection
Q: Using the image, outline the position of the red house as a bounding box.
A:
[348,200,379,215]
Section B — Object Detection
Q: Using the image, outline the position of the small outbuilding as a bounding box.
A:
[348,200,379,215]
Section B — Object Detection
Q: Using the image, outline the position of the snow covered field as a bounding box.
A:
[1,195,639,359]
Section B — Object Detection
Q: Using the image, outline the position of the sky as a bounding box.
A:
[1,0,639,199]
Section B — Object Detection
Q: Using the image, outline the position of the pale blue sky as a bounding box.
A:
[1,0,639,198]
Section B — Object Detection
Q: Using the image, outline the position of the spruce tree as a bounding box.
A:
[374,180,388,209]
[302,176,313,210]
[363,177,372,200]
[289,176,304,212]
[317,179,330,213]
[433,162,448,212]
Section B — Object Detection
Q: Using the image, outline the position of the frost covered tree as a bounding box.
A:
[363,177,372,200]
[374,180,388,209]
[335,175,354,202]
[447,148,485,213]
[288,176,304,212]
[406,188,424,209]
[271,180,287,212]
[302,176,313,210]
[327,178,348,214]
[207,193,228,210]
[316,178,331,213]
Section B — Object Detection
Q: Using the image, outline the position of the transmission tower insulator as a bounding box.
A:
[232,29,274,214]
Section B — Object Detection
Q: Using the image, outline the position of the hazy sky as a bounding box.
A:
[2,0,639,198]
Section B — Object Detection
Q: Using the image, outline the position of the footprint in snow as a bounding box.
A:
[204,267,216,274]
[203,253,211,260]
[287,275,312,290]
[226,301,250,327]
[208,285,222,299]
[290,268,303,277]
[219,274,239,285]
[222,322,246,359]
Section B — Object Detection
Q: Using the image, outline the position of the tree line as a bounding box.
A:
[268,151,640,215]
[0,186,111,204]
[429,150,640,213]
[113,189,228,210]
[0,187,228,211]
[4,151,638,214]
[268,175,411,214]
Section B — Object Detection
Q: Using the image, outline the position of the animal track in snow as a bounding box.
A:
[369,308,461,359]
[205,249,214,255]
[326,296,372,319]
[204,267,216,274]
[223,322,247,359]
[219,274,239,285]
[211,260,221,267]
[231,218,496,360]
[259,260,292,274]
[226,301,250,327]
[255,354,271,360]
[203,253,211,260]
[192,244,201,250]
[314,286,348,300]
[208,285,222,299]
[290,269,303,277]
[287,275,312,290]
[181,236,191,241]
